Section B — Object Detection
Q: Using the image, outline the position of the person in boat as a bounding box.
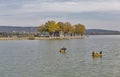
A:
[92,51,102,57]
[100,51,102,54]
[61,47,66,51]
[60,47,67,53]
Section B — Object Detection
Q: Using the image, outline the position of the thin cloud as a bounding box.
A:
[1,0,120,14]
[19,1,120,13]
[0,0,120,30]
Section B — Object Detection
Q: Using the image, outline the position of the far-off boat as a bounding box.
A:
[92,51,102,57]
[59,47,67,54]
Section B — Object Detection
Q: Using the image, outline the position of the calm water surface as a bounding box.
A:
[0,35,120,77]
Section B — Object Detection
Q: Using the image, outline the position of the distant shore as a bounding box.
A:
[0,36,86,40]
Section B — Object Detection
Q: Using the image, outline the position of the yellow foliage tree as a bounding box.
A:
[57,22,64,31]
[75,24,86,36]
[38,20,86,37]
[38,24,46,33]
[45,20,60,36]
[63,22,72,34]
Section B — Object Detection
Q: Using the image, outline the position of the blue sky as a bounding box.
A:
[0,0,120,30]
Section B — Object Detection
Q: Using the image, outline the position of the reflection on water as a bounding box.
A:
[0,35,120,77]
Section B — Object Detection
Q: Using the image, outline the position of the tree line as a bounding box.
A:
[38,20,86,36]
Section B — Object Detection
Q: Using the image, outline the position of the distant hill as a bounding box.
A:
[0,26,38,32]
[86,29,119,33]
[86,29,120,35]
[0,26,120,35]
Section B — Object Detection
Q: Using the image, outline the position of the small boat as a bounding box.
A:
[59,47,66,54]
[92,51,102,57]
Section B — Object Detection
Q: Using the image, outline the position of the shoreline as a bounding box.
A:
[0,36,86,40]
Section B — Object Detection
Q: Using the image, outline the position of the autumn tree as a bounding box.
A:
[44,20,60,36]
[75,24,86,36]
[70,26,75,36]
[38,20,86,37]
[57,22,64,31]
[62,22,72,36]
[38,24,46,33]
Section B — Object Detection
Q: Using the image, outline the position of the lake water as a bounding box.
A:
[0,35,120,77]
